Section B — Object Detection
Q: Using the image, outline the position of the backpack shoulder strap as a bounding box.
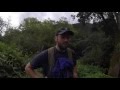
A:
[48,47,55,74]
[67,48,73,61]
[48,47,73,76]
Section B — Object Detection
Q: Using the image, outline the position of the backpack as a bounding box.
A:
[47,47,74,78]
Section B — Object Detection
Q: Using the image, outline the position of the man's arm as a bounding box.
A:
[71,49,78,78]
[73,65,78,78]
[25,62,43,78]
[25,50,48,78]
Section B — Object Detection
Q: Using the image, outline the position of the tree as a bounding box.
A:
[75,12,120,77]
[3,17,74,56]
[0,41,28,78]
[0,17,6,36]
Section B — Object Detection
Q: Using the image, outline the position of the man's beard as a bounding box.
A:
[58,43,68,50]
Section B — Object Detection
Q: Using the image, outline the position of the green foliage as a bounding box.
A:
[115,42,120,52]
[3,17,74,56]
[0,41,28,78]
[74,27,112,70]
[77,60,112,78]
[0,17,7,34]
[1,13,119,78]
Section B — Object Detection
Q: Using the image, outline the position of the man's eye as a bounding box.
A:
[61,36,65,38]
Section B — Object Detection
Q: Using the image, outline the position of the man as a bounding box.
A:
[25,28,78,78]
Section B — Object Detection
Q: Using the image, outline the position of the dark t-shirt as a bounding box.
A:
[30,47,77,77]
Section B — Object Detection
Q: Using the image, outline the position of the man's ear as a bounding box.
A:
[55,36,57,42]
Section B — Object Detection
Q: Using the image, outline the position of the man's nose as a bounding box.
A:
[64,38,69,42]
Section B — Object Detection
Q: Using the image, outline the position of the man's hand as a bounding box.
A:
[25,62,42,78]
[73,65,78,78]
[73,72,78,78]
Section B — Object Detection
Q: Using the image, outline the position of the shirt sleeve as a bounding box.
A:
[30,50,48,69]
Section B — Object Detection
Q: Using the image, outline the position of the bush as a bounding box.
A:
[77,60,112,78]
[0,41,29,78]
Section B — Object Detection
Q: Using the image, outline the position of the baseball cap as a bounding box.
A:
[56,28,74,36]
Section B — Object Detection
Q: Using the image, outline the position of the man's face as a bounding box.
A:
[55,34,72,49]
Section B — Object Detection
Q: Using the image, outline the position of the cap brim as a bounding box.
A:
[59,30,74,36]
